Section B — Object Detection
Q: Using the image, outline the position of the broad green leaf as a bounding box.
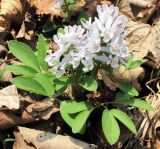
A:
[0,70,3,80]
[77,12,89,25]
[102,109,120,145]
[110,109,137,134]
[7,65,38,77]
[60,101,76,127]
[12,77,48,96]
[37,34,50,71]
[127,59,147,70]
[117,82,139,96]
[116,98,154,111]
[115,92,132,101]
[35,73,55,97]
[8,41,40,72]
[72,109,93,134]
[66,101,93,114]
[80,75,98,91]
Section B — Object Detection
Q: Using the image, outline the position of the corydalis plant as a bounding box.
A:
[45,4,128,78]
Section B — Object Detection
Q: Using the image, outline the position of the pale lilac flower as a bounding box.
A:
[45,4,129,77]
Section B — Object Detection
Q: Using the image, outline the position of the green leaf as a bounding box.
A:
[7,65,38,77]
[12,77,48,96]
[117,82,139,96]
[0,70,3,80]
[4,138,15,142]
[57,28,65,34]
[60,101,76,127]
[115,92,132,101]
[8,41,40,72]
[53,76,76,93]
[110,109,137,134]
[35,73,55,97]
[127,59,148,70]
[116,98,154,111]
[37,34,50,71]
[77,12,89,25]
[66,101,93,114]
[72,109,93,134]
[66,0,76,4]
[102,109,120,145]
[43,72,56,82]
[80,75,98,91]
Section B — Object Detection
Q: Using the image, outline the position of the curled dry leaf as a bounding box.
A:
[17,126,97,149]
[0,85,20,109]
[26,99,59,120]
[0,0,27,32]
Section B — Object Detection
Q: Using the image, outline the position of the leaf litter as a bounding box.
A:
[0,0,160,148]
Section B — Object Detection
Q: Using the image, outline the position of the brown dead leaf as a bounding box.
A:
[125,20,160,65]
[119,0,158,23]
[0,85,20,109]
[27,0,63,16]
[0,0,27,32]
[113,66,145,91]
[69,0,86,11]
[0,62,12,82]
[0,110,35,130]
[26,99,59,120]
[13,131,36,149]
[18,126,97,149]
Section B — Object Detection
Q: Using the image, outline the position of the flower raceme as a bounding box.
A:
[45,4,129,78]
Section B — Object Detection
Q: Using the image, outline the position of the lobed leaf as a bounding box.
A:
[110,109,137,134]
[8,41,40,72]
[35,73,55,97]
[102,109,120,145]
[116,98,154,111]
[117,82,139,96]
[72,109,93,134]
[12,77,48,96]
[37,34,50,71]
[7,65,38,77]
[80,75,98,91]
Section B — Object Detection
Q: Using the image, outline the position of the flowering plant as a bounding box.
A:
[7,4,152,146]
[46,4,128,78]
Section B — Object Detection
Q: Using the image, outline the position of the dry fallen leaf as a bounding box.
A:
[119,0,158,23]
[0,110,35,130]
[0,0,27,32]
[125,20,160,65]
[13,131,36,149]
[27,0,63,16]
[26,99,59,120]
[17,126,97,149]
[0,85,20,109]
